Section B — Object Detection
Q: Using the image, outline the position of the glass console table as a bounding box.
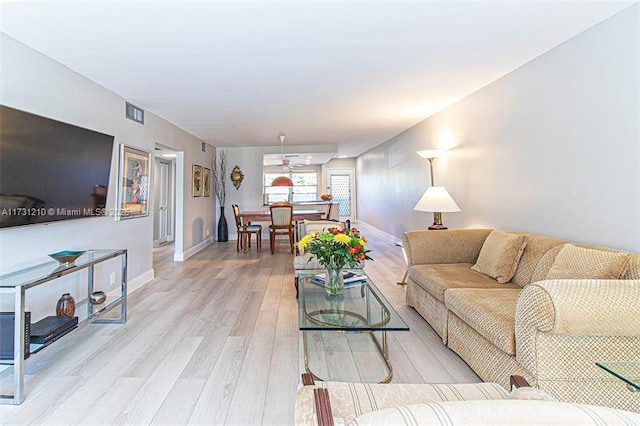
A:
[597,361,640,392]
[298,270,409,383]
[0,249,127,404]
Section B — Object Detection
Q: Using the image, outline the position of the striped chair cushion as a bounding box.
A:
[348,400,640,425]
[295,381,509,425]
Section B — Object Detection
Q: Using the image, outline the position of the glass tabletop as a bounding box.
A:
[0,249,125,288]
[298,270,409,332]
[596,361,640,391]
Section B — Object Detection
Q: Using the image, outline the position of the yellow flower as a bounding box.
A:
[359,238,367,248]
[298,233,314,250]
[334,234,351,244]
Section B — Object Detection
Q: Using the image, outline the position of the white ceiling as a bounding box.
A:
[0,1,634,158]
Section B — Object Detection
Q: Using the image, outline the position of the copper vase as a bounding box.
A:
[56,293,75,317]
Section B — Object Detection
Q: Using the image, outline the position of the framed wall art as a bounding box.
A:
[203,167,211,197]
[117,144,151,220]
[193,165,203,197]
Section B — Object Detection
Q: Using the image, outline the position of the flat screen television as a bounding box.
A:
[0,105,115,228]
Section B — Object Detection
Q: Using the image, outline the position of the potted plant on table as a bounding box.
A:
[298,227,372,294]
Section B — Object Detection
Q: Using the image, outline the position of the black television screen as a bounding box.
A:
[0,105,115,228]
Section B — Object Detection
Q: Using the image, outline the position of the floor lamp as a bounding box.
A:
[415,150,460,229]
[413,186,461,230]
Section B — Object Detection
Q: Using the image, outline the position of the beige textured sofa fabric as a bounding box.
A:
[508,233,565,287]
[545,243,631,279]
[471,230,528,283]
[403,228,640,412]
[445,288,521,355]
[403,229,491,266]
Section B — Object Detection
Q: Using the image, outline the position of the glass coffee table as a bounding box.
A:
[298,270,409,383]
[596,361,640,392]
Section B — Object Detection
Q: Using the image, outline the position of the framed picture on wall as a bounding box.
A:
[203,168,211,197]
[193,165,203,197]
[117,144,151,220]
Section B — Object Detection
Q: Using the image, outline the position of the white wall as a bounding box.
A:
[357,5,640,252]
[0,34,214,317]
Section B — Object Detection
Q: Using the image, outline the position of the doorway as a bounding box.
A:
[326,168,356,221]
[157,161,171,244]
[153,145,177,248]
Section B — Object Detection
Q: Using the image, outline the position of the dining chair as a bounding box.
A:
[269,204,294,254]
[325,203,333,220]
[232,204,262,252]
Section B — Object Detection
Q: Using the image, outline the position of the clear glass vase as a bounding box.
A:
[325,266,344,295]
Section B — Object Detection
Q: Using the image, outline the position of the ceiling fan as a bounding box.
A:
[277,134,302,171]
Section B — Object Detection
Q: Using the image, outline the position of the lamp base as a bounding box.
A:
[428,212,448,230]
[428,224,448,230]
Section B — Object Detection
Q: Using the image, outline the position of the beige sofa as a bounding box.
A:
[402,229,640,412]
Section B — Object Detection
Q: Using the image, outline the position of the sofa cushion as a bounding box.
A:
[530,244,564,283]
[347,400,640,425]
[545,244,631,280]
[445,288,521,355]
[510,233,565,287]
[471,230,527,283]
[295,381,509,425]
[408,264,519,302]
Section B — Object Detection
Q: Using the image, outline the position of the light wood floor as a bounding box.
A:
[0,222,478,425]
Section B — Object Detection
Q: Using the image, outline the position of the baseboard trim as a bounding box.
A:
[173,237,214,262]
[128,269,155,294]
[354,219,401,243]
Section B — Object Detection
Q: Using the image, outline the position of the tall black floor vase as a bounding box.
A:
[217,206,229,242]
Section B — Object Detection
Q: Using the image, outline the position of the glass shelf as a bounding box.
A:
[28,294,123,355]
[0,249,127,405]
[0,249,125,289]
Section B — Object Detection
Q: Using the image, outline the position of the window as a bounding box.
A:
[263,171,318,204]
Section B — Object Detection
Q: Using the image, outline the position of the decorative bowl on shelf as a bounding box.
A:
[320,194,333,201]
[48,250,86,266]
[89,291,107,305]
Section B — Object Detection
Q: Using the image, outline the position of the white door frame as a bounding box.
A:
[157,161,171,244]
[325,168,356,221]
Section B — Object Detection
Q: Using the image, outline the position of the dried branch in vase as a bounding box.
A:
[212,149,227,206]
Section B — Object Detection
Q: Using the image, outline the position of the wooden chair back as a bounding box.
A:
[325,203,333,220]
[270,205,293,227]
[232,204,242,230]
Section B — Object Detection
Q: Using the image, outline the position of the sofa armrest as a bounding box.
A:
[516,279,640,336]
[515,279,640,377]
[402,229,492,266]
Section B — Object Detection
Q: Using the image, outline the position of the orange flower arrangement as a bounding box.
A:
[298,227,371,269]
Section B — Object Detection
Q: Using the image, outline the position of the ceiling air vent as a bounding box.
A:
[125,102,144,124]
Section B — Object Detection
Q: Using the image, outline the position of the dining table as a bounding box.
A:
[238,209,326,252]
[239,209,325,223]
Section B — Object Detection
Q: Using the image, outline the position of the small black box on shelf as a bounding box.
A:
[30,316,78,344]
[0,311,31,360]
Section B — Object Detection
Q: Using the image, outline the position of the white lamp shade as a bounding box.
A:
[413,186,461,213]
[416,149,442,160]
